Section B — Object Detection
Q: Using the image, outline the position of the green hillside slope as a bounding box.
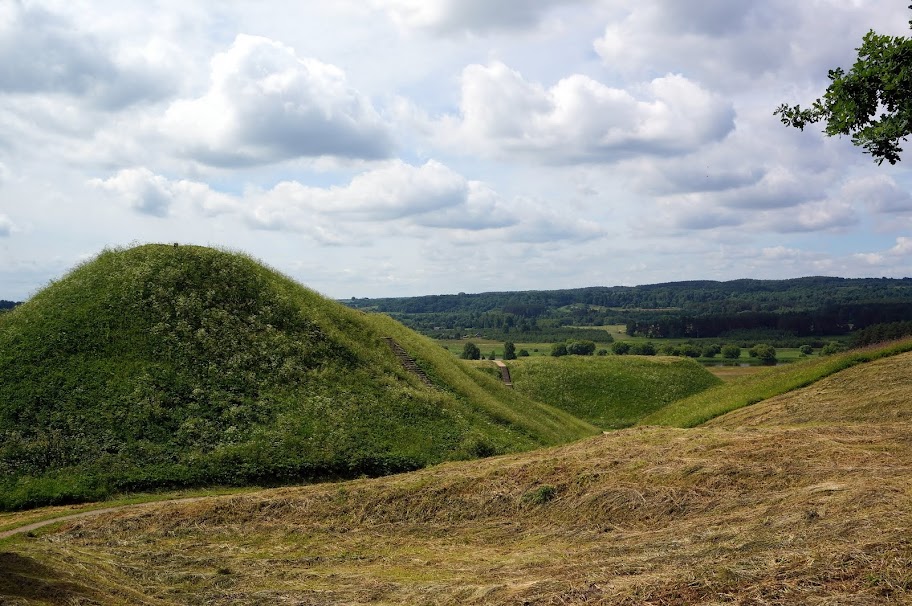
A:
[0,244,596,510]
[504,356,721,429]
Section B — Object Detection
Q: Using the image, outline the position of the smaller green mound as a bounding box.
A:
[640,338,912,428]
[505,356,721,429]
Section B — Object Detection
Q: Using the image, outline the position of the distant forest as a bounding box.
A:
[0,301,19,311]
[345,277,912,342]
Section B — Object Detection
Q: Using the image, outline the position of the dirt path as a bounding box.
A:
[0,497,211,540]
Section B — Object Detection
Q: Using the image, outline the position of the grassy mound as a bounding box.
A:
[0,244,596,510]
[502,356,721,429]
[639,338,912,427]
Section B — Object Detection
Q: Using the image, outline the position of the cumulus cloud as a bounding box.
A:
[88,160,605,246]
[89,168,175,217]
[0,0,174,107]
[372,0,587,34]
[89,168,240,217]
[592,0,909,92]
[889,237,912,256]
[249,160,472,227]
[765,199,858,233]
[438,62,734,163]
[839,175,912,214]
[161,34,393,167]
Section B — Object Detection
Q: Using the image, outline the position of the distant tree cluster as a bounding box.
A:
[852,321,912,347]
[551,340,597,357]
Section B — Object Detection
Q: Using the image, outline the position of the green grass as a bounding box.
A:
[640,338,912,427]
[0,244,597,510]
[503,355,722,429]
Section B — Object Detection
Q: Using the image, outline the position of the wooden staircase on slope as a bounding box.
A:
[493,360,513,388]
[383,337,435,388]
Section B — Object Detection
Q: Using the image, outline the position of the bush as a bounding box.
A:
[596,349,608,356]
[820,341,845,356]
[551,343,568,357]
[799,344,814,355]
[630,342,656,356]
[503,342,517,360]
[749,344,777,365]
[721,345,741,360]
[567,340,596,356]
[612,341,630,355]
[461,342,481,360]
[518,349,530,357]
[679,344,702,358]
[702,344,721,358]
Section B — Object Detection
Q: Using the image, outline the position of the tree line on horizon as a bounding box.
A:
[345,277,912,342]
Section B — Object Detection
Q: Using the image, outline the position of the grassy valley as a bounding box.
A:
[495,356,721,429]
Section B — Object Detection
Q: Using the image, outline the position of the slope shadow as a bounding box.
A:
[0,551,103,605]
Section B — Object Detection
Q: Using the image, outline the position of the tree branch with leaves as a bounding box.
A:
[775,8,912,165]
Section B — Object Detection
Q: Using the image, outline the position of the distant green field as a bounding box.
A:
[641,338,912,427]
[503,356,722,429]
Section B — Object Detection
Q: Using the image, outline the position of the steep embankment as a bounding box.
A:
[505,355,721,429]
[0,244,596,510]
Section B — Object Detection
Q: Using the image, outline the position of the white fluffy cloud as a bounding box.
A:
[89,168,239,217]
[0,0,174,108]
[88,160,605,247]
[249,160,473,227]
[890,237,912,256]
[89,168,175,217]
[161,35,393,167]
[593,1,911,92]
[438,62,734,163]
[839,175,912,214]
[372,0,587,33]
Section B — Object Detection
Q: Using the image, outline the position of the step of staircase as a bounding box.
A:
[383,337,435,388]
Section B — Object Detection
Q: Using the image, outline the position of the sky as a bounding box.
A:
[1,0,911,301]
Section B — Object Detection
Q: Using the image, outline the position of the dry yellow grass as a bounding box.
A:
[4,352,912,604]
[708,351,912,428]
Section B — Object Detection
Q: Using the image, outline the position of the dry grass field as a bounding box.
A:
[3,354,912,604]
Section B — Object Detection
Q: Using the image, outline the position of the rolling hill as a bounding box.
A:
[3,347,912,603]
[0,244,596,510]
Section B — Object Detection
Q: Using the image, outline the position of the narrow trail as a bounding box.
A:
[0,497,211,540]
[493,360,513,388]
